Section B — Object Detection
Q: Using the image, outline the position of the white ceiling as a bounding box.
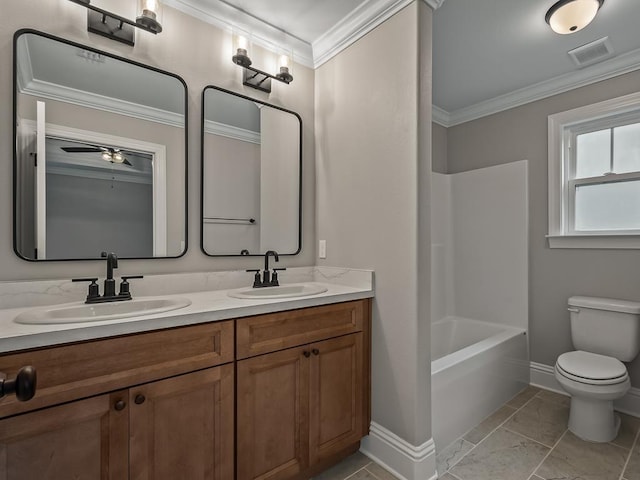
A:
[148,0,640,125]
[432,0,640,123]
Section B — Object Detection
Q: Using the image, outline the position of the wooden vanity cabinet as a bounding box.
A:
[236,299,371,480]
[0,299,371,480]
[0,321,235,480]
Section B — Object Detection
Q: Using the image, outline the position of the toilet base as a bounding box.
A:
[568,396,620,443]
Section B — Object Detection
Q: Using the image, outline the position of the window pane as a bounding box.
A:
[614,123,640,174]
[575,180,640,231]
[576,129,611,179]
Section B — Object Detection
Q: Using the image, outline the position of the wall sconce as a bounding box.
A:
[545,0,604,34]
[68,0,163,47]
[231,32,293,94]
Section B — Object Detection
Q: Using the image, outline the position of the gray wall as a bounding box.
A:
[445,69,640,386]
[1,0,315,279]
[316,1,433,448]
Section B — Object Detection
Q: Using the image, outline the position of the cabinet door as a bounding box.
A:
[237,346,310,480]
[0,391,128,480]
[309,333,363,465]
[129,365,234,480]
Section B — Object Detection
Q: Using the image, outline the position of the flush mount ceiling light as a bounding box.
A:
[68,0,163,46]
[545,0,604,34]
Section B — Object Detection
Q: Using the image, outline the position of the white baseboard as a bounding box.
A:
[360,422,437,480]
[530,361,640,418]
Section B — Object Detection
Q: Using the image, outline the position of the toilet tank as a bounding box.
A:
[568,296,640,362]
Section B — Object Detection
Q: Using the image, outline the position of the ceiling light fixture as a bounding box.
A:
[545,0,604,35]
[231,31,293,94]
[68,0,163,46]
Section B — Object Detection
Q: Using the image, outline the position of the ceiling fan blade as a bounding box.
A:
[61,147,102,153]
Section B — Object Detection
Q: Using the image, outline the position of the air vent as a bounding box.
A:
[568,37,614,68]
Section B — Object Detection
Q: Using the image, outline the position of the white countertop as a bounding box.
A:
[0,267,374,354]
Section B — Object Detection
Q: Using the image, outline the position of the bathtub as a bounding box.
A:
[431,316,529,450]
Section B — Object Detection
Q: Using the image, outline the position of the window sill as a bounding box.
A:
[547,234,640,249]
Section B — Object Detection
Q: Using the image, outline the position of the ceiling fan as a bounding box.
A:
[60,145,134,166]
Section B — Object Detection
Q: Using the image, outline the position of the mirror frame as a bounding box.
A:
[200,85,302,257]
[12,29,189,262]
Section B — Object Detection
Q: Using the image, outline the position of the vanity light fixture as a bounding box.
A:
[545,0,604,35]
[68,0,163,47]
[231,32,293,94]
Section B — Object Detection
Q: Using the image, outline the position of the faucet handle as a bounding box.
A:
[72,277,100,302]
[271,268,286,287]
[246,269,262,288]
[119,275,143,298]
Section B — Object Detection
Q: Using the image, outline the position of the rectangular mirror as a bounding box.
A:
[201,86,301,256]
[13,30,188,261]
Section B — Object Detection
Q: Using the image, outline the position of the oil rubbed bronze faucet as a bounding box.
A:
[72,252,143,303]
[246,250,286,288]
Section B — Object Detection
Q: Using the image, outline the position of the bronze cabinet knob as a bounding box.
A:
[114,400,126,411]
[134,394,146,405]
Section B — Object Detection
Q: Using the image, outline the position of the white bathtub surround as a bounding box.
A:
[0,266,372,310]
[430,161,529,329]
[530,361,640,419]
[431,317,529,449]
[0,266,373,353]
[361,423,437,480]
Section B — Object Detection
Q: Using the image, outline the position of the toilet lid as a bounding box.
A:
[556,351,628,385]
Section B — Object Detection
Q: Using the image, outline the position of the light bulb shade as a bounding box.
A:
[137,0,163,33]
[112,152,124,163]
[545,0,604,34]
[232,29,252,67]
[102,151,112,162]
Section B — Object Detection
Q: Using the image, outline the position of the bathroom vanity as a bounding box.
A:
[0,269,372,480]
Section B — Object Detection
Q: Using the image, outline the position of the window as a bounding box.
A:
[548,92,640,248]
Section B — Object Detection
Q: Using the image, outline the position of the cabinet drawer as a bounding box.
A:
[0,320,234,419]
[236,300,364,359]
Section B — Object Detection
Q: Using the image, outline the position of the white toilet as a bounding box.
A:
[555,296,640,443]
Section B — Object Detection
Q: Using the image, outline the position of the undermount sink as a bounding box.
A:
[14,297,192,325]
[228,283,328,300]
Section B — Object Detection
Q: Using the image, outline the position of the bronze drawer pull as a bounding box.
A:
[114,400,126,411]
[134,394,146,405]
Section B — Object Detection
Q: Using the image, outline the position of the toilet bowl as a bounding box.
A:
[556,296,640,443]
[555,350,630,442]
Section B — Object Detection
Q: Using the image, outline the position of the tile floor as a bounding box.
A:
[316,386,640,480]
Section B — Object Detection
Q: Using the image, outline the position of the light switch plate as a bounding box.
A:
[319,240,326,259]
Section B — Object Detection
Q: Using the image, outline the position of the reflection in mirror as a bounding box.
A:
[201,86,301,256]
[13,30,187,261]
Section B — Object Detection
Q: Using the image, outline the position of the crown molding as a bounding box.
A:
[19,78,185,129]
[423,0,446,9]
[313,0,412,69]
[163,0,314,68]
[164,0,447,70]
[313,0,446,69]
[436,46,640,127]
[431,105,451,127]
[204,119,261,144]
